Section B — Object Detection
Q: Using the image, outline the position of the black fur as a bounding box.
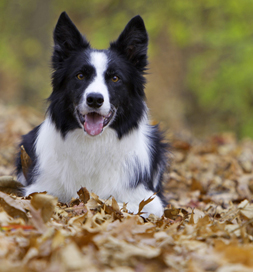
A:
[16,125,40,186]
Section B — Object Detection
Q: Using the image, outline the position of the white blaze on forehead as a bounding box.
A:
[80,51,110,115]
[90,51,108,76]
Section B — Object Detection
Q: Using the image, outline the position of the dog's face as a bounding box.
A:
[49,12,148,138]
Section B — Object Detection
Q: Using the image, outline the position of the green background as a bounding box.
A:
[1,0,253,138]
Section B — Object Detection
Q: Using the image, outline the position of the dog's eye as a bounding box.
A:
[111,75,119,83]
[76,73,85,80]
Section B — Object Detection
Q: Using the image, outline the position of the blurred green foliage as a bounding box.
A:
[0,0,253,138]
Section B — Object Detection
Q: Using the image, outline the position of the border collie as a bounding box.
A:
[16,12,168,217]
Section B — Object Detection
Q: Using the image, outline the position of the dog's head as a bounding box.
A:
[49,12,148,138]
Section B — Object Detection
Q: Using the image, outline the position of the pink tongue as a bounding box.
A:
[84,113,104,136]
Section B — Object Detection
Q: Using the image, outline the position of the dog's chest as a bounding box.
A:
[35,118,150,200]
[58,129,124,188]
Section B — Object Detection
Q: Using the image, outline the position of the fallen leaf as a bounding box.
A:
[51,229,66,250]
[164,208,189,221]
[28,203,47,232]
[59,242,86,270]
[0,176,24,196]
[238,199,253,220]
[68,213,87,227]
[20,145,32,180]
[191,178,206,194]
[0,191,27,221]
[137,194,155,216]
[3,103,253,271]
[112,197,120,211]
[30,193,57,223]
[77,187,90,204]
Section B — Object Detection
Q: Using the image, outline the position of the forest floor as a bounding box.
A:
[0,102,253,272]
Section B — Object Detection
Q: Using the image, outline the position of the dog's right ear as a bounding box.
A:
[110,15,148,72]
[53,12,89,66]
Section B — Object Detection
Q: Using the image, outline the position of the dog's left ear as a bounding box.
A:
[52,12,89,68]
[110,15,148,71]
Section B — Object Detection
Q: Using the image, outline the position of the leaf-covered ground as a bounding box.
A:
[1,102,253,272]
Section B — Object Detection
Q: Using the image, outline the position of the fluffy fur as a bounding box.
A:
[16,12,168,217]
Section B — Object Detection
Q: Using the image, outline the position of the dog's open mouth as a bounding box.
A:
[77,108,116,136]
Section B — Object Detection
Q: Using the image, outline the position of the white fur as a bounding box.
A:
[17,172,26,186]
[78,52,111,116]
[25,115,164,217]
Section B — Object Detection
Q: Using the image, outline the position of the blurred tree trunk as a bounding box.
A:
[147,33,188,133]
[19,0,52,105]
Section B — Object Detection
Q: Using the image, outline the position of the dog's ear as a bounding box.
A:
[110,15,148,71]
[53,12,89,65]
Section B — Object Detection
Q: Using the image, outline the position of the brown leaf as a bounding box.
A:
[51,229,66,250]
[0,176,24,196]
[77,187,90,204]
[223,244,253,267]
[111,197,120,211]
[27,203,47,233]
[20,145,32,180]
[30,193,58,223]
[191,178,206,194]
[69,198,80,207]
[238,199,253,219]
[137,194,155,216]
[172,139,191,151]
[103,204,115,215]
[66,202,88,216]
[248,178,253,194]
[164,208,189,220]
[189,209,195,224]
[0,191,28,221]
[90,192,104,205]
[59,242,92,270]
[68,213,87,227]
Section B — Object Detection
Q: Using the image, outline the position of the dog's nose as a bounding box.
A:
[86,93,104,108]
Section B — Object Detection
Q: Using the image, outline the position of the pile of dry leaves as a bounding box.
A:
[1,102,253,272]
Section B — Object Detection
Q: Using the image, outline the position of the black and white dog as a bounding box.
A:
[16,12,168,217]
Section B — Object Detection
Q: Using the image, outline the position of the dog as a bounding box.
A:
[16,12,168,217]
